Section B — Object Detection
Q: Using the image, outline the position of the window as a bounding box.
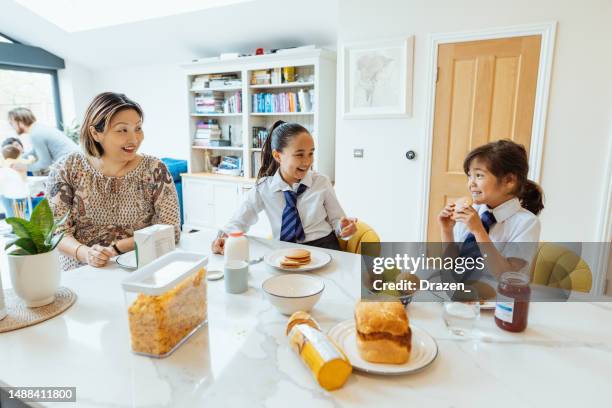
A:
[0,34,14,43]
[0,67,62,138]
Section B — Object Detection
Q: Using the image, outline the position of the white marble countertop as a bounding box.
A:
[1,229,611,407]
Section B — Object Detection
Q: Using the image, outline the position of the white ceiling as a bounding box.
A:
[0,0,338,70]
[14,0,256,32]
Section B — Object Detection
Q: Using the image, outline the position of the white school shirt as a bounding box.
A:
[224,170,346,242]
[453,197,541,264]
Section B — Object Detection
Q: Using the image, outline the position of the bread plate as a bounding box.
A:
[264,248,332,272]
[328,319,438,375]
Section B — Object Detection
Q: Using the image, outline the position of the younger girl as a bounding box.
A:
[212,121,357,253]
[438,139,544,277]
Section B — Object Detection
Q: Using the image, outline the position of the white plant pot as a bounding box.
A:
[8,249,61,307]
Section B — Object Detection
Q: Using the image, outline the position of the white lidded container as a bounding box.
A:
[122,250,208,358]
[224,231,249,263]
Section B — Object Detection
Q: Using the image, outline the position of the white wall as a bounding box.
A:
[58,60,94,126]
[90,63,190,160]
[334,0,612,242]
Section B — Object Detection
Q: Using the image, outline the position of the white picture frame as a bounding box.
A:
[342,37,414,119]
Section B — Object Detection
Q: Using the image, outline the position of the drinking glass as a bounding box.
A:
[442,286,480,336]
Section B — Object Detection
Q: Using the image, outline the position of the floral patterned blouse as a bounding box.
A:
[46,152,181,270]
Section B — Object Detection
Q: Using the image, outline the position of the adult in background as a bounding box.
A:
[46,92,180,271]
[8,107,78,175]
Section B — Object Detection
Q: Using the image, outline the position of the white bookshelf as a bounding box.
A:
[180,48,337,233]
[249,82,315,89]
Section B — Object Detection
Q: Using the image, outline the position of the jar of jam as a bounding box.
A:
[495,272,531,332]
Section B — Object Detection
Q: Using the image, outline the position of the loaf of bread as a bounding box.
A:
[354,301,411,364]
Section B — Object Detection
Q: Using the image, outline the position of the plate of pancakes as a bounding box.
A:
[264,248,332,272]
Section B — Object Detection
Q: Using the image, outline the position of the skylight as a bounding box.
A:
[0,34,15,43]
[15,0,254,32]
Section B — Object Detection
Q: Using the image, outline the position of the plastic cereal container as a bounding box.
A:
[122,251,208,358]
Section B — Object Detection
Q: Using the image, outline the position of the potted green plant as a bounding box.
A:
[4,199,68,307]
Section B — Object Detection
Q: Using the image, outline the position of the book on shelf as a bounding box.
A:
[195,119,222,140]
[251,90,313,113]
[297,89,312,112]
[192,73,241,90]
[194,129,222,139]
[193,139,209,147]
[208,139,231,147]
[195,90,224,113]
[216,155,242,176]
[252,127,268,148]
[223,91,242,113]
[251,69,271,85]
[271,68,282,84]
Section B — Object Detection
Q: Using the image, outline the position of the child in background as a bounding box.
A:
[212,120,357,253]
[438,139,544,278]
[2,145,35,181]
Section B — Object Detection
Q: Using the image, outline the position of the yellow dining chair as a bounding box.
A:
[338,221,380,254]
[531,243,593,293]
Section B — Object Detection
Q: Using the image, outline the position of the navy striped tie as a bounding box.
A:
[461,210,496,251]
[280,184,308,243]
[457,210,496,280]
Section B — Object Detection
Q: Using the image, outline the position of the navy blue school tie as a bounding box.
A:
[280,184,308,243]
[457,210,497,280]
[461,210,497,250]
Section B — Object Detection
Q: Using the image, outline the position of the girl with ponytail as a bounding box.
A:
[437,139,544,277]
[212,120,357,253]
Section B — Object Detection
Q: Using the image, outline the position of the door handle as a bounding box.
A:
[405,150,416,160]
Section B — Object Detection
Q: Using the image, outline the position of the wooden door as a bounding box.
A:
[427,35,541,241]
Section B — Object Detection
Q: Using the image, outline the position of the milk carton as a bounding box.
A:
[134,224,176,268]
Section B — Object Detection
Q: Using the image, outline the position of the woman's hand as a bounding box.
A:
[83,244,115,267]
[212,238,226,255]
[339,217,358,238]
[454,206,486,235]
[438,203,456,231]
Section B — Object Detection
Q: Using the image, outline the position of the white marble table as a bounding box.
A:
[0,229,611,408]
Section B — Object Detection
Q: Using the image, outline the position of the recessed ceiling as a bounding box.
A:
[15,0,254,32]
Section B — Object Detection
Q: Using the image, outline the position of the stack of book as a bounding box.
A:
[223,91,242,113]
[209,73,241,89]
[192,73,241,90]
[216,156,242,176]
[251,70,271,85]
[251,89,312,113]
[195,90,224,113]
[193,120,221,146]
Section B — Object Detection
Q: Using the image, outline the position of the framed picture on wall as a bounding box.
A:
[342,37,414,119]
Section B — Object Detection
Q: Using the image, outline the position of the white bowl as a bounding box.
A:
[262,274,324,315]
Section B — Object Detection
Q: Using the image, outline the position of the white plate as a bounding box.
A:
[328,319,438,375]
[116,251,137,270]
[264,248,332,272]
